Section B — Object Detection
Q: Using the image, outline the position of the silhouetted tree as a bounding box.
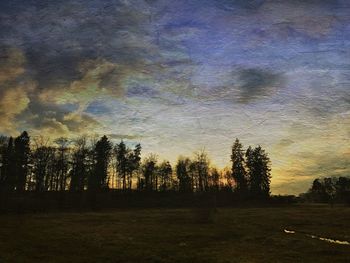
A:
[335,177,350,202]
[193,150,210,192]
[324,177,336,204]
[141,154,158,191]
[115,142,142,191]
[32,137,54,191]
[70,137,90,192]
[309,178,327,202]
[158,161,172,191]
[231,139,247,194]
[209,168,220,191]
[53,138,70,191]
[307,177,348,203]
[14,131,30,192]
[222,167,234,191]
[176,157,192,193]
[0,136,15,191]
[0,137,7,189]
[246,145,271,198]
[188,161,197,191]
[0,130,279,211]
[126,143,141,190]
[115,141,128,191]
[89,135,112,191]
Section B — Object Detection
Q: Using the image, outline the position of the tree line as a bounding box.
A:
[0,132,271,199]
[302,177,350,204]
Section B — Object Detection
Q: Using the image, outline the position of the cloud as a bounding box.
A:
[283,69,350,121]
[0,0,158,91]
[0,46,26,83]
[127,85,160,98]
[39,118,70,136]
[270,16,337,39]
[193,68,284,104]
[16,94,100,139]
[0,47,34,134]
[107,134,142,140]
[37,59,122,107]
[275,138,295,149]
[302,152,350,179]
[0,46,162,138]
[236,68,283,103]
[69,59,124,105]
[215,0,266,11]
[0,0,348,196]
[25,112,99,139]
[0,86,32,134]
[260,0,344,41]
[63,112,99,133]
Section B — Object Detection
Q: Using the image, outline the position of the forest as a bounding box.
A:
[1,131,349,210]
[301,177,350,204]
[0,131,273,210]
[0,131,271,194]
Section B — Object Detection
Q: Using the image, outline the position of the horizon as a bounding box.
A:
[1,0,349,195]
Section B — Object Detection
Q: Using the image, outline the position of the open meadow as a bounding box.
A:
[0,204,349,263]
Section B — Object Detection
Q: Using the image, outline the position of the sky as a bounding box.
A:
[0,0,349,194]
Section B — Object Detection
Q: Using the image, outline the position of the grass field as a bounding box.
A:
[0,205,349,263]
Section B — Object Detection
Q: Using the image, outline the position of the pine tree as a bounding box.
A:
[115,141,128,191]
[89,135,112,191]
[14,131,30,192]
[141,154,158,191]
[126,143,142,190]
[231,138,247,194]
[246,146,271,199]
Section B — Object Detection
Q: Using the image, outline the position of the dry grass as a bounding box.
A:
[0,204,349,262]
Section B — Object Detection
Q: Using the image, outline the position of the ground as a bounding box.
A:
[0,204,349,263]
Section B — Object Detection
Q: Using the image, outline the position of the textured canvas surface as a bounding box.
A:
[0,0,349,194]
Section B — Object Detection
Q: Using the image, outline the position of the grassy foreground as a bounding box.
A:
[0,205,349,263]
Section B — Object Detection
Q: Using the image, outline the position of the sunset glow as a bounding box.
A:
[0,0,349,194]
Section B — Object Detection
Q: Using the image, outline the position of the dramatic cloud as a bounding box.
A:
[0,0,349,194]
[0,47,34,133]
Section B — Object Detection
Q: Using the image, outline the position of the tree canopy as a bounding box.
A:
[0,131,272,199]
